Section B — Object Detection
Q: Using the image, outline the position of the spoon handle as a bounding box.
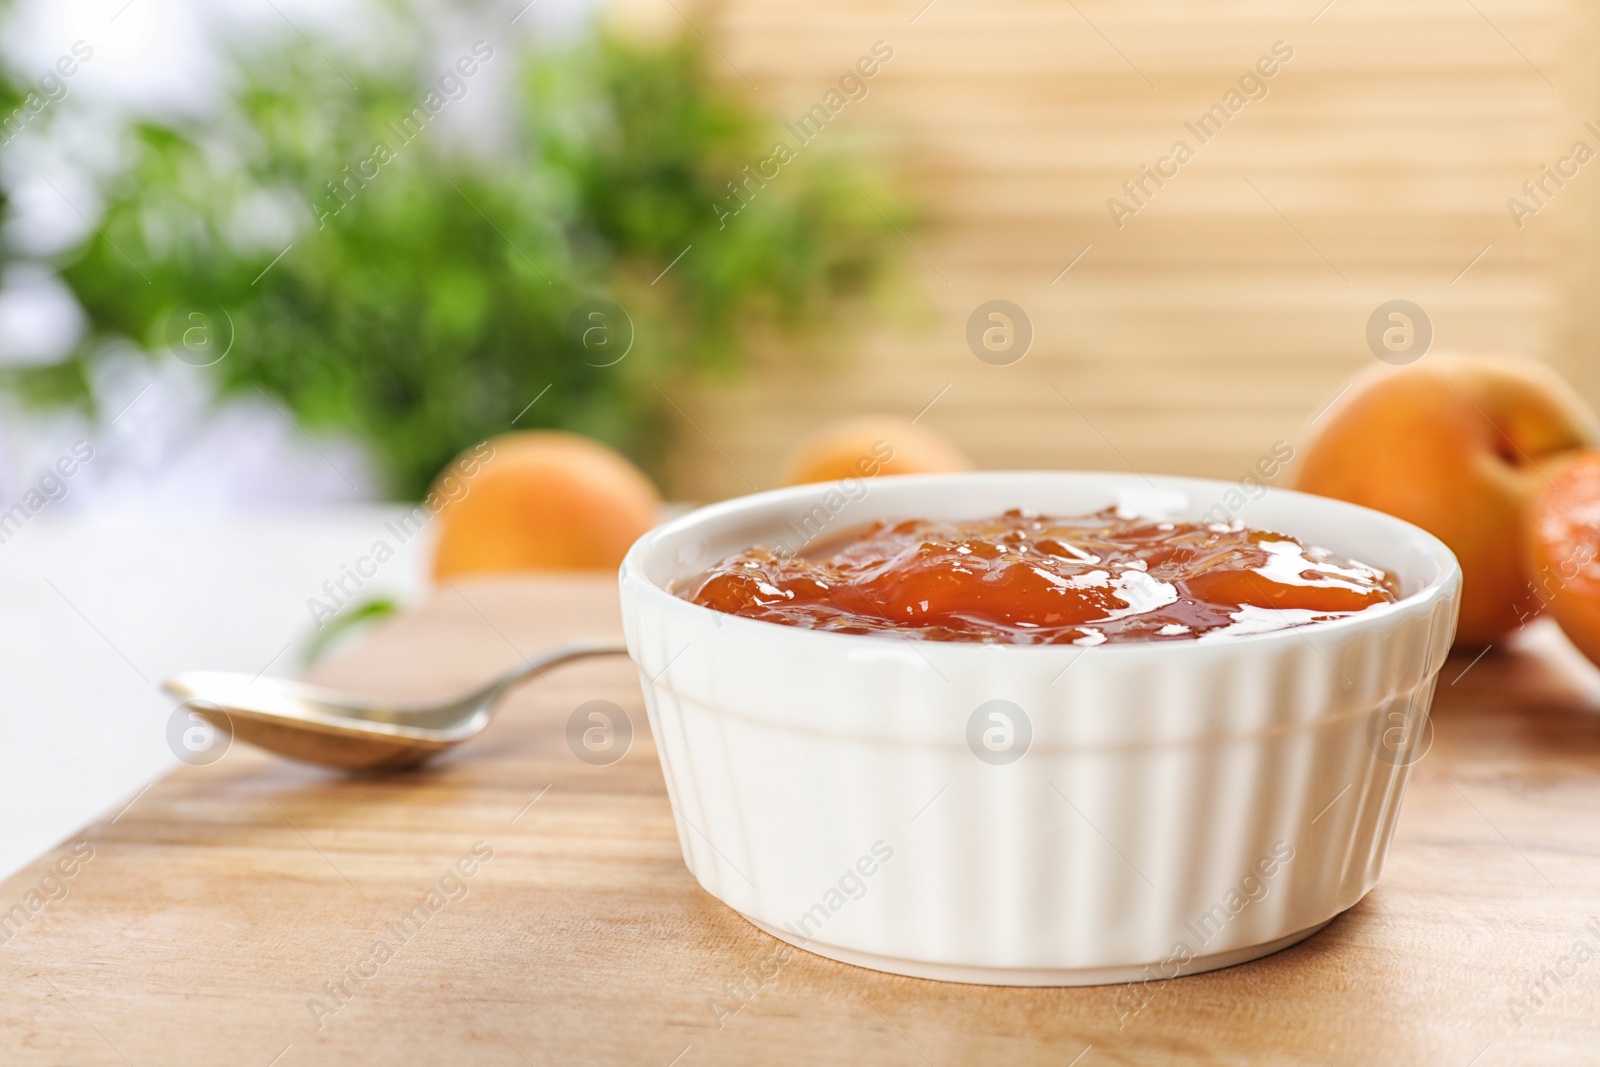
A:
[478,640,631,707]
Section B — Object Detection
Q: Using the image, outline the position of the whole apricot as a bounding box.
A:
[1295,354,1597,645]
[1524,450,1600,663]
[430,431,661,578]
[784,416,971,486]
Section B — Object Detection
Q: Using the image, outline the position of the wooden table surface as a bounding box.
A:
[4,575,1599,1066]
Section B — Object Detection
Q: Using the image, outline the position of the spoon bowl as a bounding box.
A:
[163,641,629,771]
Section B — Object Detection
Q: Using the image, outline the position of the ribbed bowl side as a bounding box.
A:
[625,581,1456,974]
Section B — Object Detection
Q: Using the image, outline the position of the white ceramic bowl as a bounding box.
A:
[618,472,1461,986]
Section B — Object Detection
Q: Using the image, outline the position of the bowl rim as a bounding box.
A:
[619,470,1462,657]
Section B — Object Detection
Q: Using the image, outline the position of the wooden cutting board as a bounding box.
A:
[4,575,1599,1066]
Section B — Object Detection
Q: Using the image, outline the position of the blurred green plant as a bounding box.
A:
[0,61,24,274]
[7,26,906,496]
[302,595,397,667]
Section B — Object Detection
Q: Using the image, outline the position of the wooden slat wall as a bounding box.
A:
[649,0,1600,500]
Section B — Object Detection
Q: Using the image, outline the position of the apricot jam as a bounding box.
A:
[683,508,1399,645]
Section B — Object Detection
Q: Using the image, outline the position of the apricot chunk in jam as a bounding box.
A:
[683,508,1398,645]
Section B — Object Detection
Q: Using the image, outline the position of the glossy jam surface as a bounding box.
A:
[683,508,1400,645]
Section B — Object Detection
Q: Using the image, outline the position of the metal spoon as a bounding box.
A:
[162,641,629,772]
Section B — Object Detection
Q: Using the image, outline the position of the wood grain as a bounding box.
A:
[3,574,1599,1064]
[655,0,1600,501]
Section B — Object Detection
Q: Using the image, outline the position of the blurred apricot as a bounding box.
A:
[1525,451,1600,664]
[1295,354,1597,645]
[783,416,971,486]
[430,431,661,579]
